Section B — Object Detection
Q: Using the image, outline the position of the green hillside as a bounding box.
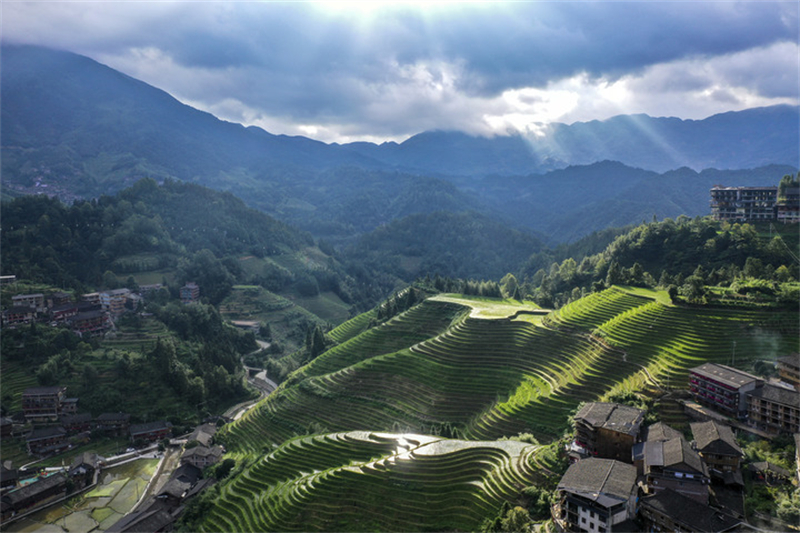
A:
[196,432,541,533]
[219,288,797,450]
[198,287,796,531]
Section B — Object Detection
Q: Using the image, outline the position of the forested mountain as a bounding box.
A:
[343,105,800,175]
[2,44,798,247]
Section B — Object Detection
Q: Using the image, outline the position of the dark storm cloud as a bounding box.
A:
[2,1,798,142]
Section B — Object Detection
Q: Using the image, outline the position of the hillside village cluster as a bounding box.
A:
[1,280,201,333]
[554,357,800,533]
[0,280,225,526]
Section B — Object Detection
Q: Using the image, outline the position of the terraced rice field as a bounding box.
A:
[207,287,797,531]
[201,432,539,533]
[221,287,798,452]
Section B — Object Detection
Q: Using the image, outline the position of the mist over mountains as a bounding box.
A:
[2,44,798,246]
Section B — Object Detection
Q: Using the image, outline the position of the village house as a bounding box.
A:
[100,288,131,318]
[690,420,744,474]
[26,426,69,456]
[69,452,103,490]
[188,423,217,447]
[638,489,741,533]
[0,472,68,521]
[181,445,224,469]
[553,458,638,533]
[748,461,793,486]
[11,293,45,313]
[572,402,644,463]
[0,418,13,438]
[59,413,93,434]
[49,302,79,324]
[642,435,710,504]
[2,306,37,327]
[96,412,131,436]
[48,291,72,307]
[81,292,102,305]
[180,282,200,305]
[130,420,172,443]
[777,354,800,390]
[746,382,800,434]
[633,422,683,475]
[68,309,111,336]
[0,462,19,492]
[688,363,762,417]
[21,386,68,423]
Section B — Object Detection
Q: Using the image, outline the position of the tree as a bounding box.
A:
[500,506,532,533]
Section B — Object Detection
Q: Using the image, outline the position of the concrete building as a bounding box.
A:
[688,363,762,417]
[11,293,45,312]
[21,386,67,423]
[777,354,800,390]
[747,383,800,434]
[180,282,200,305]
[710,186,778,221]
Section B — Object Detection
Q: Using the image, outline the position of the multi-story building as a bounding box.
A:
[710,186,778,221]
[59,413,93,435]
[26,426,69,455]
[100,288,131,318]
[688,363,762,417]
[777,186,800,223]
[554,458,638,533]
[81,292,101,305]
[690,420,743,474]
[69,310,111,337]
[130,421,172,443]
[96,413,131,436]
[21,387,67,423]
[2,306,37,327]
[180,282,200,305]
[573,403,644,463]
[747,383,800,434]
[11,293,45,312]
[777,354,800,390]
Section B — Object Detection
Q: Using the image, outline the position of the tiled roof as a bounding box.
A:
[27,426,67,441]
[574,402,644,436]
[645,437,707,476]
[130,420,172,436]
[22,386,65,396]
[558,458,637,505]
[690,420,742,457]
[643,422,683,442]
[641,489,740,532]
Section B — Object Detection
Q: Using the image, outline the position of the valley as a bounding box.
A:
[1,39,799,533]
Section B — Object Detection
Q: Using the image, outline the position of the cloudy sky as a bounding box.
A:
[3,1,798,143]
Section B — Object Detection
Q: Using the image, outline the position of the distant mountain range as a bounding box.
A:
[2,44,798,246]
